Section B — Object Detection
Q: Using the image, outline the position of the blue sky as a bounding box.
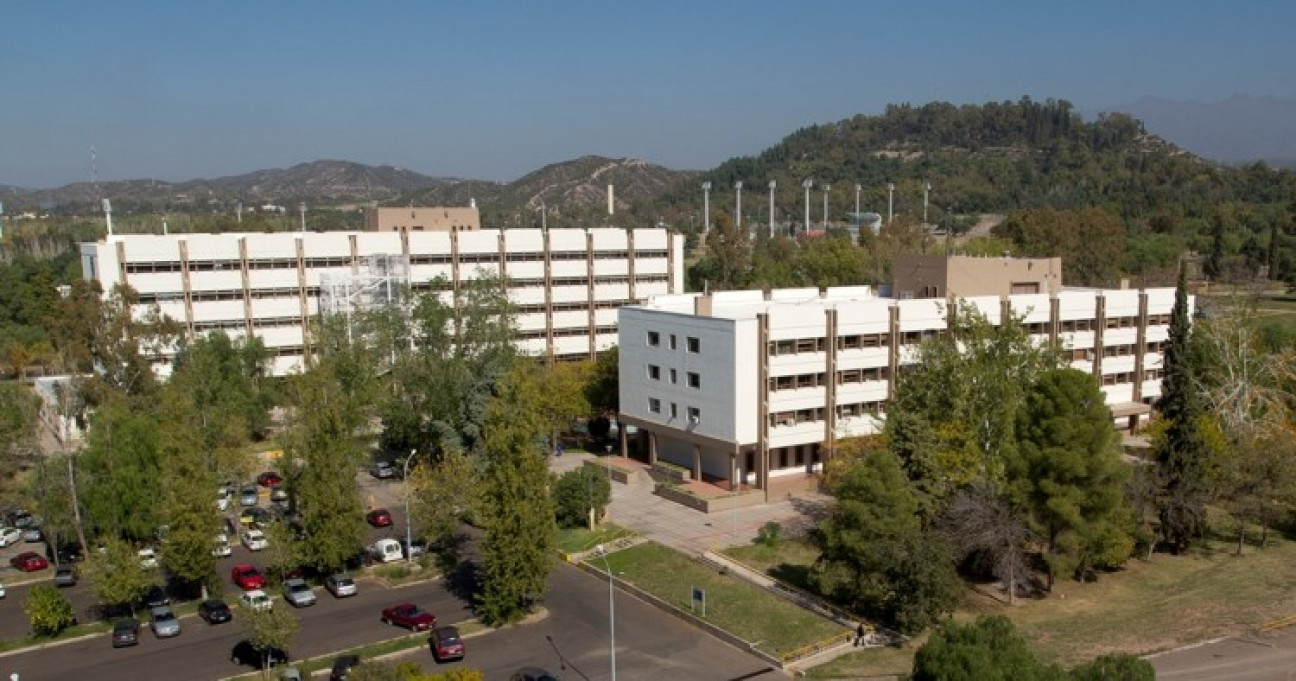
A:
[3,1,1293,188]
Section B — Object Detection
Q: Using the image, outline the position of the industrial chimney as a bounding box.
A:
[607,184,614,216]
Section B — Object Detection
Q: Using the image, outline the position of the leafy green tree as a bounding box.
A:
[585,345,620,417]
[238,602,299,672]
[552,465,612,529]
[79,284,180,405]
[530,360,592,453]
[1009,369,1134,587]
[688,212,751,291]
[476,365,557,625]
[811,450,962,634]
[410,448,480,547]
[24,585,77,636]
[0,382,40,481]
[993,208,1126,286]
[156,383,221,596]
[1152,265,1218,553]
[911,616,1066,681]
[76,396,162,542]
[281,363,369,573]
[168,331,275,474]
[1068,654,1155,681]
[82,536,158,615]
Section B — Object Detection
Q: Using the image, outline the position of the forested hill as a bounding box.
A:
[634,97,1295,228]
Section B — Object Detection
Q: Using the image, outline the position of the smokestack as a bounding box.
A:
[607,184,614,216]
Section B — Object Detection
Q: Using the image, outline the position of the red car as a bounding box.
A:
[366,508,393,528]
[430,625,465,662]
[231,564,267,590]
[381,603,436,631]
[256,471,283,488]
[10,551,48,572]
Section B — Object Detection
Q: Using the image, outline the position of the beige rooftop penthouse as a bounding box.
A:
[364,206,480,233]
[893,253,1063,299]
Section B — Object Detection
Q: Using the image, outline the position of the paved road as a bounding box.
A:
[0,561,774,681]
[1153,630,1296,681]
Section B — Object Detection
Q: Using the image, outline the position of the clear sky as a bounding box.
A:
[3,1,1293,188]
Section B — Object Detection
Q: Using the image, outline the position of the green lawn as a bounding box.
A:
[596,541,846,659]
[556,523,636,555]
[724,538,821,594]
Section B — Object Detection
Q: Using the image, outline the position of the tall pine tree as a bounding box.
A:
[1152,263,1215,553]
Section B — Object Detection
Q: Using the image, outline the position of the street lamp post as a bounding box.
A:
[801,179,813,235]
[887,183,895,224]
[403,449,418,563]
[767,180,776,238]
[596,545,617,681]
[701,182,712,236]
[854,184,861,217]
[822,184,830,230]
[734,181,743,233]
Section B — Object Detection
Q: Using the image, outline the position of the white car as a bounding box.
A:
[0,582,7,598]
[212,536,232,557]
[138,547,159,569]
[241,529,268,551]
[216,488,232,512]
[0,527,20,547]
[238,589,273,611]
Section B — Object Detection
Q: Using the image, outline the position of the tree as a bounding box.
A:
[238,602,299,672]
[529,360,592,454]
[1009,369,1134,587]
[410,448,480,548]
[688,212,751,291]
[24,585,76,636]
[552,465,612,529]
[156,382,221,596]
[940,484,1033,604]
[585,345,620,417]
[76,396,162,543]
[1068,654,1155,681]
[811,450,962,634]
[475,365,557,625]
[1152,264,1219,553]
[911,616,1066,681]
[993,208,1126,286]
[168,332,275,472]
[82,536,158,615]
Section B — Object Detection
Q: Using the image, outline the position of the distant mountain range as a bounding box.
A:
[1109,94,1296,168]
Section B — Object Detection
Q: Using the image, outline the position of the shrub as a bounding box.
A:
[755,521,782,546]
[24,585,76,636]
[552,466,612,529]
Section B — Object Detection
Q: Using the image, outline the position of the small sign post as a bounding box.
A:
[691,586,706,617]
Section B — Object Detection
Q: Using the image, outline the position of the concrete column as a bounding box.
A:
[648,431,658,466]
[618,424,628,458]
[239,237,253,336]
[1134,290,1149,402]
[691,444,702,481]
[730,452,738,492]
[824,308,838,466]
[1094,294,1106,379]
[178,240,195,340]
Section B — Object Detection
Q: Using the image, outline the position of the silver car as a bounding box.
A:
[150,606,181,638]
[282,578,316,607]
[239,485,259,507]
[325,573,357,598]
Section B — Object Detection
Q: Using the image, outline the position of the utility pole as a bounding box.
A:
[767,180,776,239]
[802,179,813,235]
[822,184,830,229]
[887,183,895,224]
[923,182,931,226]
[734,181,743,233]
[854,184,861,217]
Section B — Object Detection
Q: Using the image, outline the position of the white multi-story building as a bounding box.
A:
[617,257,1184,503]
[80,227,683,376]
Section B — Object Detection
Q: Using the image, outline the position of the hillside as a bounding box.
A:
[1116,94,1296,167]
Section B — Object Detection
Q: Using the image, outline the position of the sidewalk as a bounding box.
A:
[550,451,829,556]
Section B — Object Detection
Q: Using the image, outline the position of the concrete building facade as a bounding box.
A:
[892,253,1064,299]
[364,206,481,233]
[617,282,1182,501]
[80,227,683,376]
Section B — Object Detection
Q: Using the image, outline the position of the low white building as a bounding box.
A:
[80,227,683,376]
[617,279,1183,502]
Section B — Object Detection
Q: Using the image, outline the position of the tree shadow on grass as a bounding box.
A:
[768,562,817,594]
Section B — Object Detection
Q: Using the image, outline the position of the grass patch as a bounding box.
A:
[369,557,440,586]
[556,523,636,554]
[0,620,113,654]
[801,641,920,679]
[723,538,821,594]
[597,541,845,659]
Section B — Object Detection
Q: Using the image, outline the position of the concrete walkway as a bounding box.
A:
[550,451,830,556]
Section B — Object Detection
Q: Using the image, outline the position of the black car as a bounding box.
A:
[230,639,289,668]
[45,541,83,564]
[143,585,170,608]
[111,619,140,648]
[510,668,560,681]
[53,564,76,587]
[198,599,232,624]
[330,655,360,680]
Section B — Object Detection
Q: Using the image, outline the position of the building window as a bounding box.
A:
[687,407,700,423]
[647,331,660,347]
[669,369,677,384]
[648,365,660,380]
[648,398,661,414]
[669,334,678,350]
[687,337,700,353]
[687,372,700,388]
[670,402,678,419]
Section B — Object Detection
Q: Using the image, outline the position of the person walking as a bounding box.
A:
[854,622,866,646]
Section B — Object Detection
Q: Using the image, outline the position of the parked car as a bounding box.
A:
[45,540,82,564]
[239,484,260,507]
[241,529,268,551]
[143,585,170,608]
[257,471,284,488]
[6,510,33,529]
[380,602,436,631]
[510,669,559,681]
[368,538,402,563]
[53,564,77,587]
[370,461,395,479]
[150,606,181,638]
[0,581,7,598]
[217,488,232,512]
[430,625,465,662]
[199,598,232,624]
[22,526,42,542]
[10,551,49,572]
[282,578,316,607]
[330,654,361,681]
[212,535,232,557]
[230,639,289,668]
[279,667,304,681]
[238,589,273,612]
[112,619,141,648]
[270,486,289,503]
[0,527,20,547]
[400,538,428,559]
[366,508,393,528]
[232,564,267,590]
[325,573,357,598]
[138,547,159,569]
